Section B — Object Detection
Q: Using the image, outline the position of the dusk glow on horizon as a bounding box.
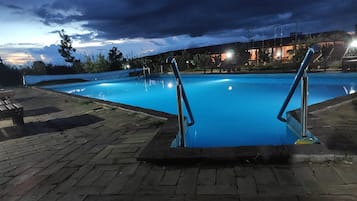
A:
[1,0,356,66]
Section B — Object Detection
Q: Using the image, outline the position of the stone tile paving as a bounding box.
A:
[0,88,356,201]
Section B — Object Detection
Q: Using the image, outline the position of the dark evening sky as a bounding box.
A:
[0,0,356,65]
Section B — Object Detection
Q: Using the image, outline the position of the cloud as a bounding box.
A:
[33,3,82,25]
[0,43,43,48]
[1,0,357,66]
[26,0,356,43]
[0,3,23,10]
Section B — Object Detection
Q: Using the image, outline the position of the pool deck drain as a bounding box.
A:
[0,87,356,200]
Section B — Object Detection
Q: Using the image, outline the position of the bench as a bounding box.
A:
[0,100,24,125]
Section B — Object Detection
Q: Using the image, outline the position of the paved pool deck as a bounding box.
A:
[0,87,356,201]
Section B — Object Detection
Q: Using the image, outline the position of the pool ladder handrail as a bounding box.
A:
[166,57,195,127]
[277,45,320,123]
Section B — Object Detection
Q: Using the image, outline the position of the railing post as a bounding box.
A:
[166,56,195,147]
[176,79,185,147]
[166,56,195,126]
[301,71,308,138]
[277,45,319,122]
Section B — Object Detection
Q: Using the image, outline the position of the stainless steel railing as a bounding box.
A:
[277,45,320,138]
[166,57,195,147]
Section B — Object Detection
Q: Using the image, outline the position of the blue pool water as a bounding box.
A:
[45,73,356,148]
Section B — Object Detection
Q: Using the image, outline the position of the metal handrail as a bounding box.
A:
[166,57,195,126]
[277,45,320,122]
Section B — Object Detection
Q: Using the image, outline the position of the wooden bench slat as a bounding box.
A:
[4,99,11,104]
[5,104,14,110]
[0,99,24,125]
[12,103,22,109]
[0,105,6,112]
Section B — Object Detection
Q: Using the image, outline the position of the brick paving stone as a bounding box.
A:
[76,168,103,186]
[311,165,344,185]
[7,162,37,177]
[197,185,237,195]
[0,176,12,185]
[102,164,138,194]
[120,137,149,144]
[67,153,95,167]
[322,184,357,196]
[38,161,68,176]
[18,184,56,201]
[160,168,181,186]
[88,158,115,165]
[253,167,277,185]
[84,195,133,201]
[198,169,216,185]
[240,196,299,201]
[87,145,106,154]
[217,168,236,185]
[45,167,78,185]
[187,195,238,201]
[34,150,69,168]
[70,165,95,180]
[101,171,128,194]
[94,165,120,171]
[65,186,103,195]
[0,165,16,175]
[273,167,299,185]
[91,147,112,161]
[114,157,138,164]
[141,166,165,186]
[92,170,117,187]
[106,152,135,159]
[9,167,43,186]
[257,184,305,196]
[133,194,184,201]
[55,178,77,194]
[176,168,198,194]
[57,194,87,201]
[7,175,48,196]
[111,146,139,153]
[333,165,357,184]
[53,144,81,159]
[63,144,96,161]
[298,195,357,201]
[37,192,64,201]
[0,195,22,201]
[119,163,150,194]
[236,176,257,196]
[292,166,322,194]
[138,185,177,195]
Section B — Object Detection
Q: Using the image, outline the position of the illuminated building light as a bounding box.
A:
[350,40,357,47]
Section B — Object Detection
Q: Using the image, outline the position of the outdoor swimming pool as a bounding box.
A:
[45,73,356,148]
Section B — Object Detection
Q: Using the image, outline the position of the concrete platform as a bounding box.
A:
[0,87,356,201]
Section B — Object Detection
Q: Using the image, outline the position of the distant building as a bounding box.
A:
[147,30,353,69]
[247,30,351,65]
